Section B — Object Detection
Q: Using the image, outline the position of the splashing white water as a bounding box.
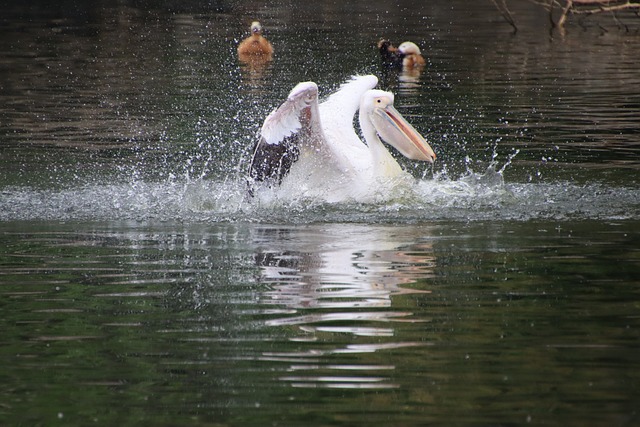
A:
[1,160,638,223]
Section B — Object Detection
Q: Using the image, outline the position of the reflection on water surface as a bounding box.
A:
[1,0,639,425]
[1,220,639,426]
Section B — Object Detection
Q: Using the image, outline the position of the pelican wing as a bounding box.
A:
[248,134,300,184]
[260,101,301,146]
[248,82,318,184]
[319,75,378,132]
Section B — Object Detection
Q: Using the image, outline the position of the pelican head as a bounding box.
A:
[362,90,436,163]
[250,21,263,34]
[398,41,421,55]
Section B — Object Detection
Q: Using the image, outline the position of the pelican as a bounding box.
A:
[397,41,426,68]
[247,75,436,202]
[237,21,274,57]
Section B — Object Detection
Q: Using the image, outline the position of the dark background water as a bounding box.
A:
[1,1,639,426]
[2,0,639,192]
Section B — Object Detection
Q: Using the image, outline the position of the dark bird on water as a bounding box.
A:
[377,39,426,69]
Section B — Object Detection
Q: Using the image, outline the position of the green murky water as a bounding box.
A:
[1,1,639,425]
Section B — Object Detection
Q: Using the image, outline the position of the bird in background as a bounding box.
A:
[377,39,425,69]
[377,39,402,68]
[237,21,274,57]
[397,41,426,68]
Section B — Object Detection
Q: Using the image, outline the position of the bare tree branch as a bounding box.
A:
[489,0,519,32]
[491,0,640,31]
[557,0,574,28]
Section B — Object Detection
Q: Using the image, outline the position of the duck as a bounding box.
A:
[377,39,426,69]
[397,41,426,68]
[237,21,274,57]
[377,39,402,68]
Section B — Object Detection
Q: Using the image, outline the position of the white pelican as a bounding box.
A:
[237,21,274,57]
[247,75,436,202]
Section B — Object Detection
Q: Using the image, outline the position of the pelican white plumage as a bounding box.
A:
[247,75,435,202]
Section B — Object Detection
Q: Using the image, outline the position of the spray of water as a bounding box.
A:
[2,141,637,223]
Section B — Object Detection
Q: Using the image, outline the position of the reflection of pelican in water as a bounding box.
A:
[253,224,434,314]
[247,75,436,202]
[252,224,435,390]
[237,21,274,59]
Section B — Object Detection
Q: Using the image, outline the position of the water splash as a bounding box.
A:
[1,158,637,223]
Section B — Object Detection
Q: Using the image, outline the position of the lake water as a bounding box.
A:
[1,1,639,426]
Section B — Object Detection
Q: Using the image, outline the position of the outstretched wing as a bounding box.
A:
[248,133,301,184]
[248,82,319,185]
[318,75,378,133]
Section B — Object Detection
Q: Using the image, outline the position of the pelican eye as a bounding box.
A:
[375,97,389,107]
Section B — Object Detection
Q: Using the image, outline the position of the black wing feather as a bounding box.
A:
[248,133,300,184]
